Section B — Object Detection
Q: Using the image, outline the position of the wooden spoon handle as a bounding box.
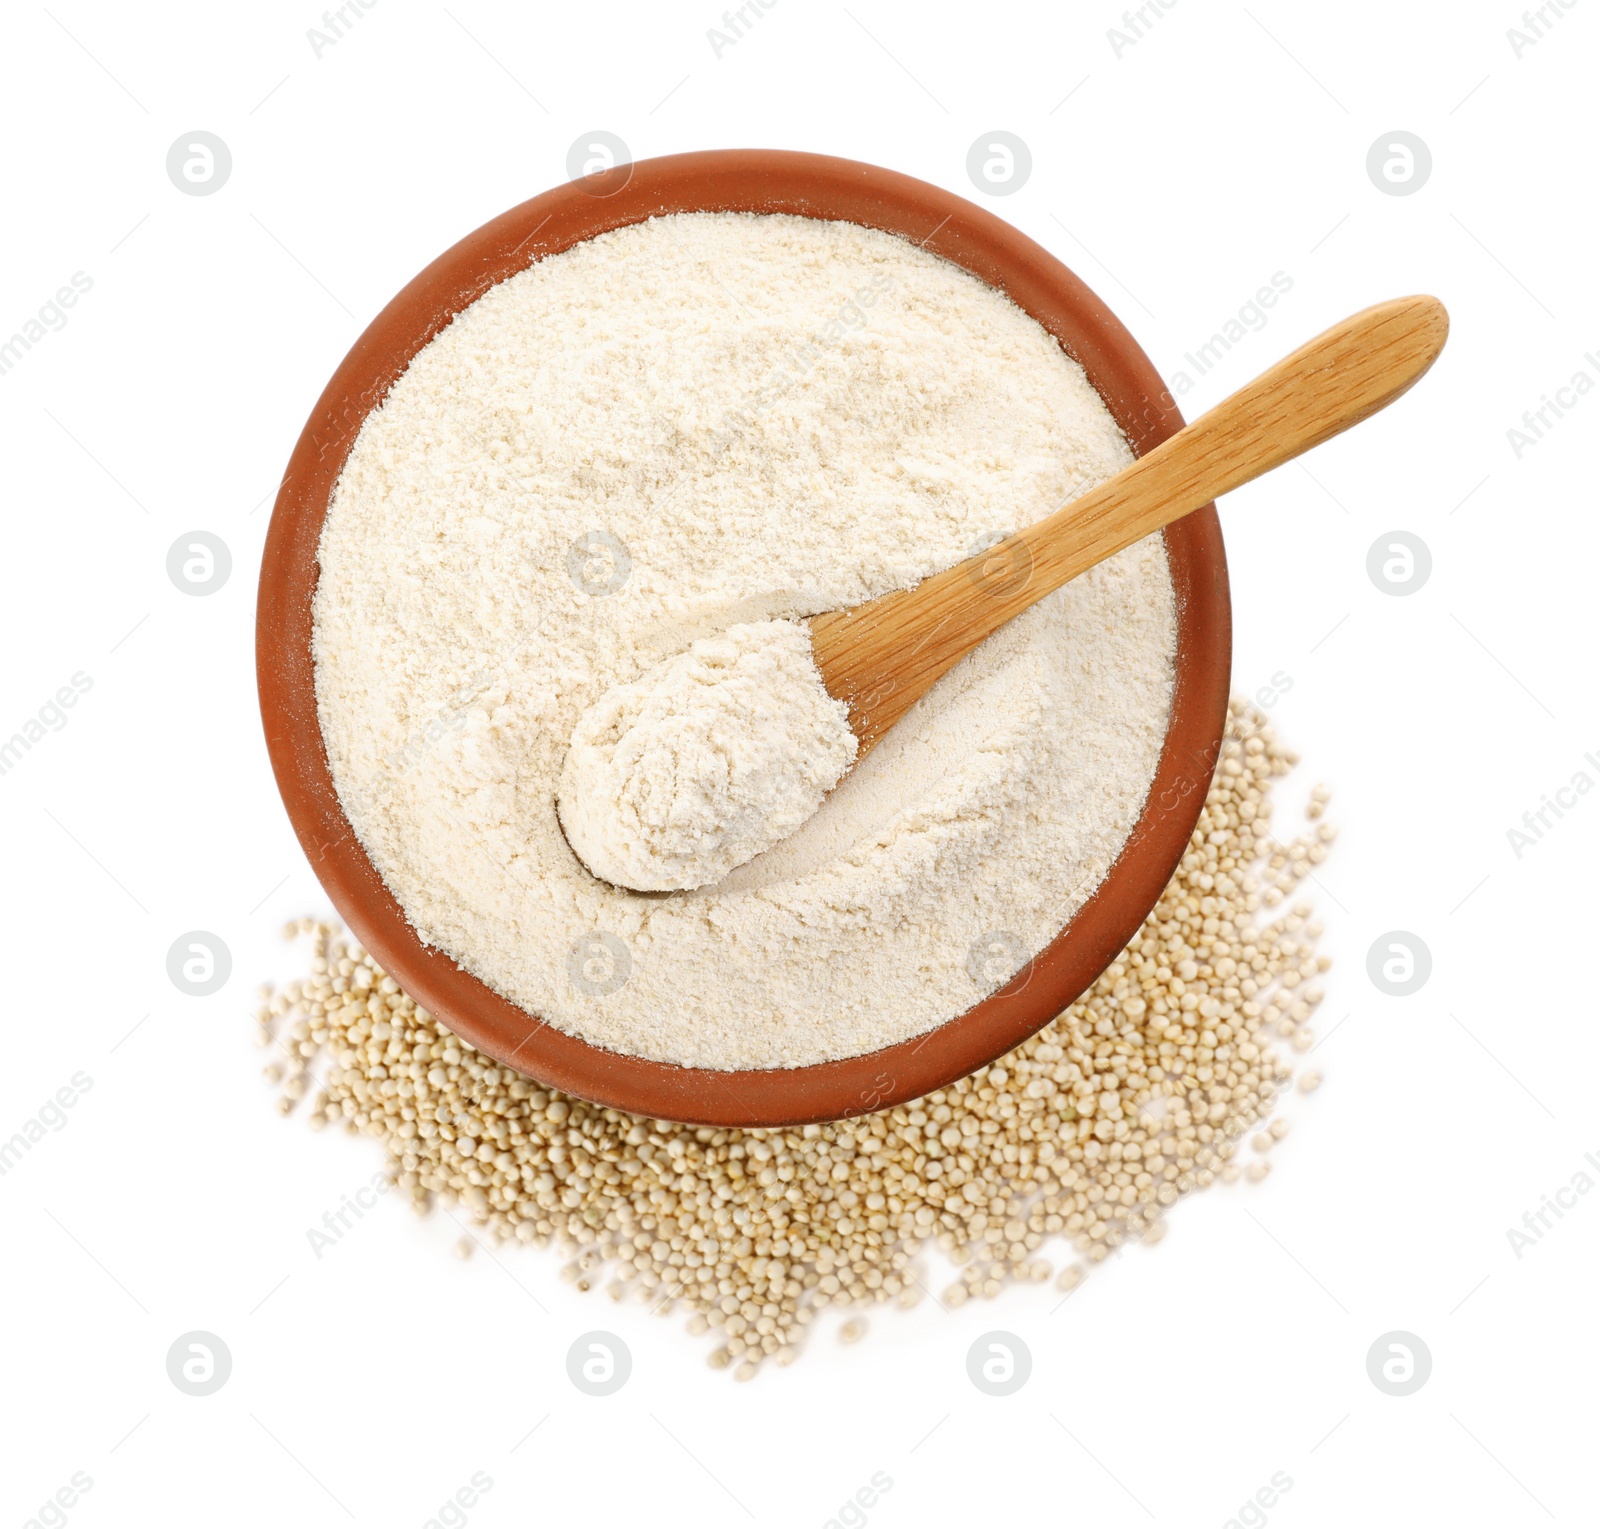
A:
[811,295,1449,753]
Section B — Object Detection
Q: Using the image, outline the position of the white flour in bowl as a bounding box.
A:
[312,211,1177,1071]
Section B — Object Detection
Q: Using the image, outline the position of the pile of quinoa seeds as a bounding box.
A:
[257,699,1335,1379]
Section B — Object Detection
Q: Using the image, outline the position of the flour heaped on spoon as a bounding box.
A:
[558,619,857,892]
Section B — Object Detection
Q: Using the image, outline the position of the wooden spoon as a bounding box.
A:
[809,295,1448,757]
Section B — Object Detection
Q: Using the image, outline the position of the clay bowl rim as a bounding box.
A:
[256,147,1231,1129]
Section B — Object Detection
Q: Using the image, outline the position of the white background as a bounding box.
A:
[1,2,1593,1525]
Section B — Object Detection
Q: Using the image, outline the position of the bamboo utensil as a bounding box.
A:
[811,295,1448,756]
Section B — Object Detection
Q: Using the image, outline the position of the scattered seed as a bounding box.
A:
[257,699,1328,1375]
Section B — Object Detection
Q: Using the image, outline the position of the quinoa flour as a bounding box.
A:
[557,618,858,892]
[312,212,1178,1070]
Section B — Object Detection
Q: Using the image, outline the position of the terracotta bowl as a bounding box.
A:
[256,148,1230,1128]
